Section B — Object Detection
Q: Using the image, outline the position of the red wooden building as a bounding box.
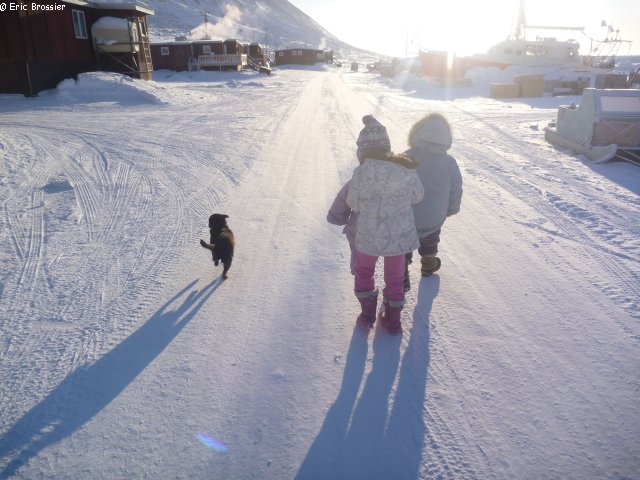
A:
[274,48,333,66]
[150,40,228,71]
[193,40,226,57]
[0,0,153,96]
[150,39,258,72]
[274,48,316,66]
[150,41,193,71]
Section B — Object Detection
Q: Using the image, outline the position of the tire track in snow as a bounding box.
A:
[34,131,113,325]
[1,124,131,371]
[64,155,99,242]
[0,133,42,331]
[0,130,68,376]
[320,74,366,183]
[8,137,52,296]
[429,99,640,321]
[58,112,195,340]
[466,131,639,259]
[100,162,132,240]
[18,189,44,289]
[99,160,154,246]
[457,135,640,320]
[4,207,26,261]
[1,96,287,450]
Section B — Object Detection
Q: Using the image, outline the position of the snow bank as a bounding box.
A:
[386,71,488,99]
[383,55,639,98]
[153,69,266,88]
[53,72,170,105]
[385,62,612,101]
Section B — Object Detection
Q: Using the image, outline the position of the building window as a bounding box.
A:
[278,51,283,57]
[161,46,170,56]
[72,10,88,39]
[203,45,211,54]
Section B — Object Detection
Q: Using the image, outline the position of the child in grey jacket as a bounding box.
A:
[404,113,462,283]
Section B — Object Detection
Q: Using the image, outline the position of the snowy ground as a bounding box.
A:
[0,65,639,479]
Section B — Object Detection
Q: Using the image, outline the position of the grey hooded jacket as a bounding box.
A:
[405,114,463,237]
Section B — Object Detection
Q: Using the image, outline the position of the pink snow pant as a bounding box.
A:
[354,251,405,301]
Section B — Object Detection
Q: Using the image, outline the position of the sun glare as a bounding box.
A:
[405,0,516,56]
[299,0,638,58]
[401,0,634,57]
[332,0,518,57]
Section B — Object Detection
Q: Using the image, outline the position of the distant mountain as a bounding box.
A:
[142,0,374,60]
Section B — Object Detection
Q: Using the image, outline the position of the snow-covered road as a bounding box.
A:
[1,67,638,479]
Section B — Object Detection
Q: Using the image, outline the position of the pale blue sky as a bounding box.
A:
[289,0,640,57]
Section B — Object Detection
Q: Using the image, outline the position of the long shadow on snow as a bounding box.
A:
[384,276,439,478]
[296,277,439,479]
[0,278,222,478]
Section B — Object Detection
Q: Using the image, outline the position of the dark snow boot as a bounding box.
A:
[355,289,378,330]
[421,255,441,277]
[378,297,404,335]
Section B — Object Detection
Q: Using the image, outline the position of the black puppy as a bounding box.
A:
[199,213,235,279]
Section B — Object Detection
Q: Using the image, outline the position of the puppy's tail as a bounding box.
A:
[200,239,215,251]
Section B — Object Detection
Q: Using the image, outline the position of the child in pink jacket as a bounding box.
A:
[328,115,423,335]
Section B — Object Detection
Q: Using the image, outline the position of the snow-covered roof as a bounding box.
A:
[61,0,154,15]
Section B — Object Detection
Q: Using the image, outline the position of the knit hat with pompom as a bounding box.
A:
[356,114,392,162]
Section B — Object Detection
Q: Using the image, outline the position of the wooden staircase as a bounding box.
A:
[136,17,153,79]
[247,57,271,75]
[188,57,199,72]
